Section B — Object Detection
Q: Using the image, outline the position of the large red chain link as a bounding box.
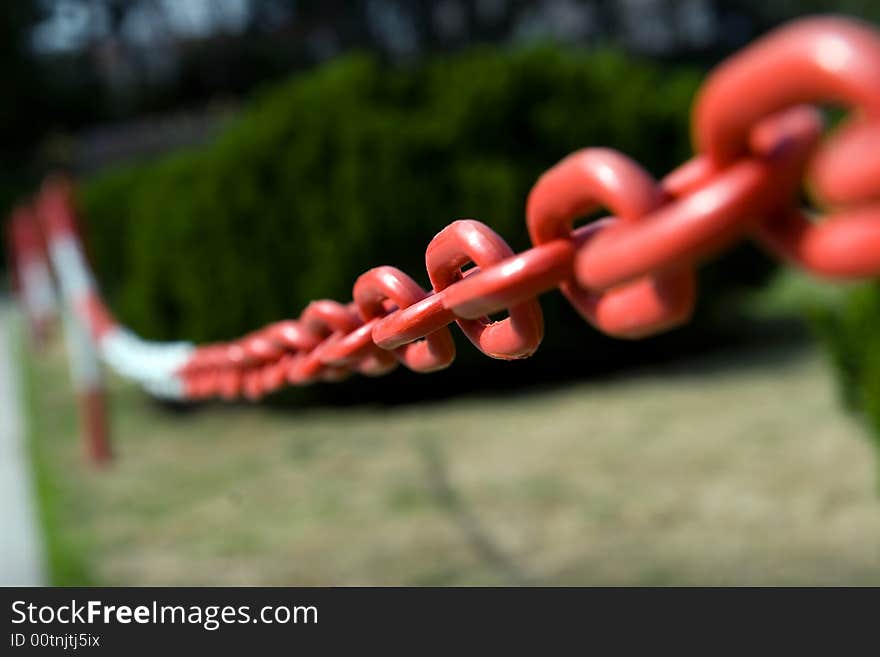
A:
[29,16,880,401]
[695,17,880,276]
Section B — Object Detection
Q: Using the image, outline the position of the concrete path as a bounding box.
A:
[0,300,46,585]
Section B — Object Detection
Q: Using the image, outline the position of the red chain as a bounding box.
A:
[25,16,880,402]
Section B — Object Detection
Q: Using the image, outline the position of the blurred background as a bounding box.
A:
[4,0,880,585]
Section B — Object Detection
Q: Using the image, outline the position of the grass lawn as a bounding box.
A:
[23,334,880,585]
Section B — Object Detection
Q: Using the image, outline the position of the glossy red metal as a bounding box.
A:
[425,220,544,359]
[572,106,821,298]
[809,118,880,206]
[371,290,454,351]
[242,368,265,401]
[260,353,294,393]
[241,330,285,363]
[319,319,381,365]
[694,17,880,165]
[695,16,880,277]
[218,368,242,400]
[440,239,574,320]
[301,299,360,334]
[355,266,456,372]
[759,205,880,277]
[526,148,696,338]
[303,299,398,377]
[265,320,321,351]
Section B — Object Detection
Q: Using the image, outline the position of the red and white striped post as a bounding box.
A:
[7,206,56,346]
[35,177,112,465]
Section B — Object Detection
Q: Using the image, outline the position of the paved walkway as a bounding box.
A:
[0,300,46,585]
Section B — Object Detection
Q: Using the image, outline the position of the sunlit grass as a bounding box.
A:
[24,333,880,585]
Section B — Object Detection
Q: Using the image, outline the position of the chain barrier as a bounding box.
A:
[8,16,880,412]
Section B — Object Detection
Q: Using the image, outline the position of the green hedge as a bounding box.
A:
[811,283,880,454]
[80,46,774,401]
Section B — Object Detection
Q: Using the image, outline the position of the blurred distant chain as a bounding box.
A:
[9,16,880,403]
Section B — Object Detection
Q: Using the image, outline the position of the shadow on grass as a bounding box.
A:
[417,436,531,586]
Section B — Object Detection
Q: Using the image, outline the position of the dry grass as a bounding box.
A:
[25,336,880,585]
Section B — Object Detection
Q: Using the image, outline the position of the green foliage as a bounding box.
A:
[811,283,880,452]
[80,46,774,399]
